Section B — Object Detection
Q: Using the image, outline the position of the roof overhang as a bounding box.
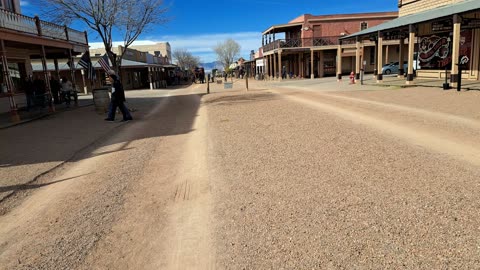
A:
[262,22,303,35]
[341,0,480,41]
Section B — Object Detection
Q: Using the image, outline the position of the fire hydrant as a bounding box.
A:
[349,71,355,84]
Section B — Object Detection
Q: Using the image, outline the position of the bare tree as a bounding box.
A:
[173,48,200,71]
[214,39,241,71]
[38,0,168,72]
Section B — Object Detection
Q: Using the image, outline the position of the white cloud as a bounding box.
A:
[20,0,30,6]
[89,32,262,63]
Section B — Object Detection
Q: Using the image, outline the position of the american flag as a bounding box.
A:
[98,54,112,72]
[78,51,96,80]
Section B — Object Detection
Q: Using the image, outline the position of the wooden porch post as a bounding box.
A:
[41,45,54,112]
[406,25,416,85]
[278,50,283,81]
[398,38,405,77]
[355,37,361,81]
[310,49,314,79]
[273,52,277,79]
[0,40,20,122]
[450,14,461,88]
[299,53,303,78]
[337,44,342,81]
[319,50,324,78]
[68,49,77,103]
[377,31,384,83]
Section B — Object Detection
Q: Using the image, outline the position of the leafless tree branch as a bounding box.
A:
[38,0,169,72]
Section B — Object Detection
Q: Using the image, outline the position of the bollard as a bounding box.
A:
[443,65,450,90]
[457,65,462,92]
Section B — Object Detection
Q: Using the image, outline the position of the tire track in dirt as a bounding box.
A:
[164,103,215,270]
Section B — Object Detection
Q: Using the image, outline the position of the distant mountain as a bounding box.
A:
[199,61,223,73]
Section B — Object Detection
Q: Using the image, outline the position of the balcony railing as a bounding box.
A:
[263,36,357,52]
[0,9,87,45]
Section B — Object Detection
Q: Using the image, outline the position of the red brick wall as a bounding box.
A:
[284,12,397,39]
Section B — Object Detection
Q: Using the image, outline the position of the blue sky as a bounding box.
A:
[20,0,398,63]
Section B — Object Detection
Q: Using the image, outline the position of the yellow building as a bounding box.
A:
[91,42,172,65]
[343,0,480,87]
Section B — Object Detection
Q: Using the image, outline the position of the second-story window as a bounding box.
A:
[1,0,15,12]
[360,22,368,31]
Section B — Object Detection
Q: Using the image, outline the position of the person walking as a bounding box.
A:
[50,77,61,104]
[105,71,133,122]
[60,77,73,107]
[24,77,35,111]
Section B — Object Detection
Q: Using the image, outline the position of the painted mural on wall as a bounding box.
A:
[418,30,472,69]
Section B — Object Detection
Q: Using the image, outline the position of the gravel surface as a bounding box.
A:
[205,87,480,269]
[2,79,480,269]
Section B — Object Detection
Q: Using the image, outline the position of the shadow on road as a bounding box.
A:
[0,173,95,193]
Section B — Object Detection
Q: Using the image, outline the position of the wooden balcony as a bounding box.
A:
[0,9,87,45]
[263,36,351,52]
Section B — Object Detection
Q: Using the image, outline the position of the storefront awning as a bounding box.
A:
[341,0,480,40]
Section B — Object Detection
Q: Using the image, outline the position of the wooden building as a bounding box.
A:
[342,0,480,86]
[0,0,88,120]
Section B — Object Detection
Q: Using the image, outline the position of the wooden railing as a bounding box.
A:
[0,9,87,45]
[40,20,67,40]
[263,36,345,52]
[0,9,37,34]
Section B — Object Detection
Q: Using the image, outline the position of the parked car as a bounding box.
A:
[382,61,420,75]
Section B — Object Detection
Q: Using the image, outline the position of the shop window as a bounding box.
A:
[0,61,27,94]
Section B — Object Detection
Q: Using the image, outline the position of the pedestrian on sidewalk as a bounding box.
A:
[105,71,133,122]
[60,77,73,108]
[50,77,61,104]
[24,77,35,111]
[33,76,46,108]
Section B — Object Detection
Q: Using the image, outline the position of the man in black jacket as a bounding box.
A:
[105,71,133,122]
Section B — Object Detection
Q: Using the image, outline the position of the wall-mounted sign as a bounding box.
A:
[462,19,480,29]
[382,31,406,40]
[418,30,472,70]
[432,20,453,32]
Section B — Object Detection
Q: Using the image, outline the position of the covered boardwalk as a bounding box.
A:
[340,0,480,89]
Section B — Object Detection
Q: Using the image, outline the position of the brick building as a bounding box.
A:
[342,0,480,86]
[261,11,398,80]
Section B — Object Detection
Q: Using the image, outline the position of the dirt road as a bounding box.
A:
[1,81,480,269]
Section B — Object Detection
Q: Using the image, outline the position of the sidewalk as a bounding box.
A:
[0,94,94,130]
[258,74,480,92]
[362,73,480,90]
